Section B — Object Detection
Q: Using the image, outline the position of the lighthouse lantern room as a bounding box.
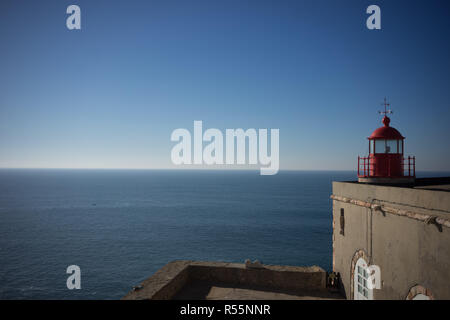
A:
[358,98,415,184]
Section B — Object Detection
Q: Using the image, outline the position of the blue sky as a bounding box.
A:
[0,0,449,170]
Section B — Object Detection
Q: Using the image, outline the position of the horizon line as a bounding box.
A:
[0,167,449,173]
[0,167,356,172]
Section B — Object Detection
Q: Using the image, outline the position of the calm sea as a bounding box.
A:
[0,169,447,299]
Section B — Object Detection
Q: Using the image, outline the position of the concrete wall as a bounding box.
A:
[123,260,327,300]
[188,262,327,292]
[332,181,450,300]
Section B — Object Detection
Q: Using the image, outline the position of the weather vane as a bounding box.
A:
[379,97,393,116]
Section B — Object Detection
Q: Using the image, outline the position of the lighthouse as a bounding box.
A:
[358,98,415,184]
[332,101,449,300]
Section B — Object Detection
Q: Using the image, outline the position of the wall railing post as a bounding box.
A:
[365,157,367,176]
[358,156,360,176]
[408,156,411,177]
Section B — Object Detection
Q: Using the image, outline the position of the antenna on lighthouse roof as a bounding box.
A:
[379,97,393,116]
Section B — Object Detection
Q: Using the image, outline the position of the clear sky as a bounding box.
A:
[1,0,449,171]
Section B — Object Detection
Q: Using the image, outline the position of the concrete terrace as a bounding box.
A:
[123,260,344,300]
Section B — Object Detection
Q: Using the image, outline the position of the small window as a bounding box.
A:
[374,139,400,154]
[354,258,373,300]
[386,140,398,153]
[374,140,385,154]
[406,285,433,300]
[340,208,345,235]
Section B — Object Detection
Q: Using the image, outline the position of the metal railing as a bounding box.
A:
[358,156,415,178]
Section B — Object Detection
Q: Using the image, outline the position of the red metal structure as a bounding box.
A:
[358,99,415,184]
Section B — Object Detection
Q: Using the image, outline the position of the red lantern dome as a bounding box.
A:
[369,116,404,140]
[358,99,415,184]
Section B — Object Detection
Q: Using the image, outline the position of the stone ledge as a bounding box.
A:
[122,260,330,300]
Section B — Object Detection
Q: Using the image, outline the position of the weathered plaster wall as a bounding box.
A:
[332,181,450,300]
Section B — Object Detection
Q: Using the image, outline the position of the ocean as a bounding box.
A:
[0,169,446,299]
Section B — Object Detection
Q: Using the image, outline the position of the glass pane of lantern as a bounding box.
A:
[374,140,386,154]
[370,140,374,154]
[386,140,398,153]
[399,140,403,154]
